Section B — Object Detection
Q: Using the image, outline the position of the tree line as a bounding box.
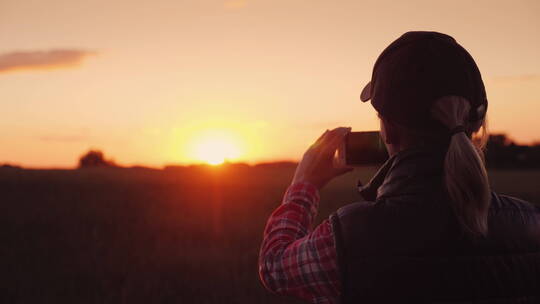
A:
[75,134,540,169]
[485,134,540,169]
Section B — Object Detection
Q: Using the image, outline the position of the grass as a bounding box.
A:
[1,165,539,303]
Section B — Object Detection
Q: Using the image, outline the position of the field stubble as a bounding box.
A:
[1,165,539,303]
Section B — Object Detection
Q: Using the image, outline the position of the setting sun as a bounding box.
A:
[169,119,263,166]
[190,131,243,165]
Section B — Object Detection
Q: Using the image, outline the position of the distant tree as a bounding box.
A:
[485,134,540,169]
[78,150,117,168]
[488,134,513,147]
[0,163,22,169]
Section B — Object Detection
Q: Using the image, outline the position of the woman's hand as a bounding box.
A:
[292,127,353,190]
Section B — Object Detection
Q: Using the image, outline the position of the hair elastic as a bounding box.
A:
[449,125,466,136]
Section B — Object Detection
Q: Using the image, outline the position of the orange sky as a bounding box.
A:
[1,0,539,168]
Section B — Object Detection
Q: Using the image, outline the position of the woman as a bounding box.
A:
[259,31,540,303]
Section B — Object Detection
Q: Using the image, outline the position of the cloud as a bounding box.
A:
[37,134,90,143]
[0,49,97,73]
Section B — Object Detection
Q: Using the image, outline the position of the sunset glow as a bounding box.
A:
[190,131,242,165]
[0,0,539,168]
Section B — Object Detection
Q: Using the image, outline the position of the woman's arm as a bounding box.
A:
[258,182,340,303]
[259,127,351,303]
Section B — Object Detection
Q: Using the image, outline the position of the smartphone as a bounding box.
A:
[335,131,388,167]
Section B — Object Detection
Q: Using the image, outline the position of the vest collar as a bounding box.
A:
[358,145,447,201]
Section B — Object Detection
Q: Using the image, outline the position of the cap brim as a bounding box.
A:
[360,81,371,102]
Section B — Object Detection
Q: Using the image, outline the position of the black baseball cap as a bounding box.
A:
[360,31,487,130]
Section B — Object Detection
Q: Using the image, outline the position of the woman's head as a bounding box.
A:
[360,32,488,131]
[378,96,487,155]
[362,32,491,236]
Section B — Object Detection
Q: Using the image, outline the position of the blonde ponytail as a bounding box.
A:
[432,96,490,237]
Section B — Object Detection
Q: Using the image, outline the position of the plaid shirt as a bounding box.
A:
[259,182,340,303]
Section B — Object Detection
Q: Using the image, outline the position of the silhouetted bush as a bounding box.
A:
[1,163,22,169]
[485,134,540,169]
[78,150,117,168]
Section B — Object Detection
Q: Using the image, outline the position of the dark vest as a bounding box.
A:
[330,147,540,303]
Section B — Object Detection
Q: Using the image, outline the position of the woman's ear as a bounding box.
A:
[469,118,484,134]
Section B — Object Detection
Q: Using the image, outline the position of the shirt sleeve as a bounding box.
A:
[258,182,341,304]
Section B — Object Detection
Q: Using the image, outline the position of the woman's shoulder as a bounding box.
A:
[489,193,540,236]
[490,192,539,213]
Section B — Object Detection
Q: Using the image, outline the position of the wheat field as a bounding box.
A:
[1,165,539,303]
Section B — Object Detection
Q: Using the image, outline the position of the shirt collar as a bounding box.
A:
[358,145,447,201]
